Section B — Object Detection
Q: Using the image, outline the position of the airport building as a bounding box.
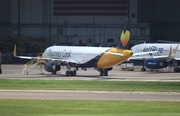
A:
[0,0,180,63]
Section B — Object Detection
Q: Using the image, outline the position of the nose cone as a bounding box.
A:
[130,51,133,56]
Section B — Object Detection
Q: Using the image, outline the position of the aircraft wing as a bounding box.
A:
[15,55,49,60]
[13,45,80,64]
[15,55,80,64]
[175,58,180,60]
[129,55,170,60]
[16,56,36,59]
[15,56,62,61]
[105,51,157,57]
[132,51,159,56]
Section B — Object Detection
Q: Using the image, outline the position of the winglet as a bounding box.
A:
[13,45,17,57]
[174,44,179,54]
[168,46,172,57]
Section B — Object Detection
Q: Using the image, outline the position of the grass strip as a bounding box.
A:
[0,79,180,92]
[0,99,180,116]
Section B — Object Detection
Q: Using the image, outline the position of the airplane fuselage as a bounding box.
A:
[130,43,180,72]
[131,43,180,59]
[43,46,133,68]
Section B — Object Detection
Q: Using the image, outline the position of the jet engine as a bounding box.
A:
[145,59,168,69]
[44,61,61,73]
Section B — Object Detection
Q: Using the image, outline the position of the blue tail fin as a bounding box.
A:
[116,18,131,49]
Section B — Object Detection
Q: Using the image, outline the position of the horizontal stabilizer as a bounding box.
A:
[105,52,123,56]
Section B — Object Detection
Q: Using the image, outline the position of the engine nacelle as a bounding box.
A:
[44,61,61,72]
[145,59,168,69]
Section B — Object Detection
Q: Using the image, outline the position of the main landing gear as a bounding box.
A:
[141,62,146,71]
[65,69,77,76]
[171,67,180,73]
[98,67,113,76]
[65,64,77,76]
[141,67,146,71]
[52,71,56,75]
[100,69,108,76]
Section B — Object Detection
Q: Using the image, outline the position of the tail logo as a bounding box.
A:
[120,30,130,47]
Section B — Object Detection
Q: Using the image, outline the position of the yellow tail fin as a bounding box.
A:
[168,46,172,57]
[13,45,17,57]
[174,44,179,54]
[116,18,131,49]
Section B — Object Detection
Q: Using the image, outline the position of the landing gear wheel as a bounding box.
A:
[172,68,177,73]
[66,71,70,76]
[100,71,103,76]
[52,71,56,75]
[70,71,74,76]
[99,69,108,76]
[66,70,77,76]
[73,69,77,76]
[141,68,146,71]
[104,71,108,76]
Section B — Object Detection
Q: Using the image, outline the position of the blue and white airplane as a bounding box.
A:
[13,18,156,76]
[130,43,180,72]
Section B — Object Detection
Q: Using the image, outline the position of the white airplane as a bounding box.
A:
[129,43,180,72]
[13,18,157,76]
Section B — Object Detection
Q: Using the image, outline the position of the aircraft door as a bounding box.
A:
[136,45,141,52]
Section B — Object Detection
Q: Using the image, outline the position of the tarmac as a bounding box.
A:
[0,64,180,82]
[0,64,180,101]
